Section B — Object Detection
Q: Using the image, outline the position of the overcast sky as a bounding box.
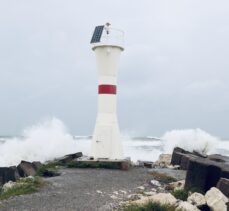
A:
[0,0,228,137]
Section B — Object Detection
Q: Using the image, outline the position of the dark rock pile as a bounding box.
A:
[171,147,229,197]
[0,152,83,187]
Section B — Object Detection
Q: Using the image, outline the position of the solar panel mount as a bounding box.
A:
[90,25,104,44]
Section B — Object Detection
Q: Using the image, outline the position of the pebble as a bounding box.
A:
[150,180,161,187]
[119,190,127,194]
[96,190,103,194]
[136,186,145,190]
[110,195,119,200]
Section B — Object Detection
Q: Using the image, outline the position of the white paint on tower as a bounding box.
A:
[90,24,124,159]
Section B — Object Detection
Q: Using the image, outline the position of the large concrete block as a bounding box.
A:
[185,158,222,192]
[171,151,186,166]
[180,154,197,170]
[208,154,229,164]
[220,164,229,178]
[0,166,20,185]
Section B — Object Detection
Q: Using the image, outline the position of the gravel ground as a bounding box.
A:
[1,167,154,211]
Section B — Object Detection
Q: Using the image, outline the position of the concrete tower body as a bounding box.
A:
[90,24,124,159]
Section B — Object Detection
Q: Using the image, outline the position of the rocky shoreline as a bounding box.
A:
[0,148,228,211]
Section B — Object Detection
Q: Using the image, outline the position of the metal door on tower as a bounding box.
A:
[96,126,112,159]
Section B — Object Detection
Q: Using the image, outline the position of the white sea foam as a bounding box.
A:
[0,118,78,166]
[0,118,228,166]
[161,128,220,154]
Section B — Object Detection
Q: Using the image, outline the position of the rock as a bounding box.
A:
[127,194,142,201]
[188,192,206,207]
[150,180,161,187]
[217,178,229,197]
[120,160,131,170]
[143,191,156,196]
[155,154,172,166]
[0,167,20,185]
[113,191,119,195]
[41,169,60,177]
[32,161,42,171]
[96,190,103,194]
[136,186,145,190]
[2,181,17,192]
[149,193,177,205]
[119,190,127,194]
[205,187,228,211]
[185,158,222,192]
[143,161,153,168]
[56,152,83,164]
[197,204,210,211]
[167,165,180,170]
[17,161,37,177]
[166,180,185,191]
[132,193,177,206]
[135,160,145,167]
[110,195,119,199]
[176,201,200,211]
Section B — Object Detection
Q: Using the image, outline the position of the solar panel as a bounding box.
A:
[90,25,104,44]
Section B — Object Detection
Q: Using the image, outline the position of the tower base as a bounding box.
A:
[68,159,131,171]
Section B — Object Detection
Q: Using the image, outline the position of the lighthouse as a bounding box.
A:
[90,23,124,160]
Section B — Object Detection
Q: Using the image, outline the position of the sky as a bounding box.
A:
[0,0,229,138]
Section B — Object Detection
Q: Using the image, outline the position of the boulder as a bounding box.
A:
[217,178,229,198]
[56,152,83,164]
[2,181,17,192]
[155,154,172,166]
[205,187,228,211]
[148,193,177,205]
[176,201,200,211]
[32,161,42,171]
[143,161,153,168]
[132,193,177,206]
[17,161,37,177]
[0,166,20,185]
[165,180,185,191]
[150,180,161,187]
[41,169,60,177]
[197,204,210,211]
[185,158,222,192]
[120,160,131,170]
[187,192,206,207]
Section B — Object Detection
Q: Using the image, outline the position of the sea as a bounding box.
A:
[0,118,229,167]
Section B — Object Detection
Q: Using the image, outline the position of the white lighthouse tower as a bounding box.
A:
[90,23,124,160]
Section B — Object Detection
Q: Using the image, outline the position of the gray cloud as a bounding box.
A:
[0,0,228,137]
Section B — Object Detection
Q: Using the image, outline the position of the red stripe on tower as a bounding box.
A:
[98,85,117,94]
